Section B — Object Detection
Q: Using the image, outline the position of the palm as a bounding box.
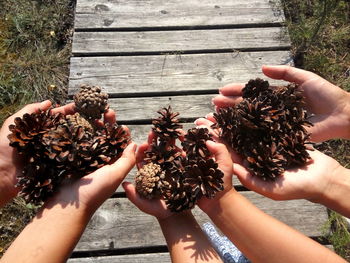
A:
[234,150,341,202]
[213,65,350,142]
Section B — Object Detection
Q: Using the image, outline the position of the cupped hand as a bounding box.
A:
[213,65,350,142]
[45,140,136,215]
[122,132,176,220]
[0,101,76,207]
[197,140,235,213]
[234,149,344,203]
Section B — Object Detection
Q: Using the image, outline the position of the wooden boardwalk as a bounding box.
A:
[67,1,330,262]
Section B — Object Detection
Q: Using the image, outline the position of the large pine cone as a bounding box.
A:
[8,109,130,204]
[183,158,224,199]
[152,106,183,140]
[182,128,212,160]
[213,78,312,181]
[161,170,197,212]
[74,84,108,120]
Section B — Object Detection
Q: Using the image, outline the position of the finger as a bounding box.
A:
[96,142,137,185]
[262,65,320,85]
[194,118,220,141]
[212,95,242,108]
[204,113,216,123]
[219,83,245,96]
[206,140,232,167]
[136,142,150,169]
[104,108,116,125]
[147,131,156,145]
[50,103,75,115]
[123,182,140,205]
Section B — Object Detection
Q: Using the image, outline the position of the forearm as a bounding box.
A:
[158,211,222,263]
[318,167,350,218]
[1,202,92,263]
[204,189,346,263]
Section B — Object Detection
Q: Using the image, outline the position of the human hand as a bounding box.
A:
[213,65,350,142]
[122,132,175,220]
[0,101,76,207]
[234,149,345,202]
[194,117,347,203]
[197,140,235,214]
[44,137,136,216]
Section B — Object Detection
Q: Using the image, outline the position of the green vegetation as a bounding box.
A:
[0,0,75,257]
[281,0,350,259]
[0,0,75,124]
[282,0,350,91]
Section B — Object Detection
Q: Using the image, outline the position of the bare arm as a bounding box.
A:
[1,140,136,263]
[123,137,222,263]
[198,141,347,263]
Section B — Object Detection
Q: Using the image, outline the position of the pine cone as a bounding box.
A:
[74,84,108,120]
[162,171,197,212]
[182,128,212,160]
[213,78,312,181]
[144,141,182,171]
[242,78,269,99]
[152,106,183,140]
[183,158,224,199]
[135,163,165,199]
[8,103,130,204]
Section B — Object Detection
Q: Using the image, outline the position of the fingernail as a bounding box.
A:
[206,140,216,147]
[211,98,215,105]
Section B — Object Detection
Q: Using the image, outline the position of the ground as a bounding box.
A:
[0,0,349,259]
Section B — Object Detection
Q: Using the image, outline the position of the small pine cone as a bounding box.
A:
[242,78,269,99]
[182,128,212,160]
[183,158,224,199]
[64,112,94,133]
[162,171,197,212]
[144,141,182,171]
[135,163,165,199]
[74,84,108,120]
[152,106,183,140]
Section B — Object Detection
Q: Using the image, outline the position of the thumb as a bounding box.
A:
[206,140,232,165]
[94,142,137,187]
[122,181,139,205]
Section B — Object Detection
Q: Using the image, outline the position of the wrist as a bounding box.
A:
[317,166,350,215]
[200,188,238,216]
[157,210,193,224]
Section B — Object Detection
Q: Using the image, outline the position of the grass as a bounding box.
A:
[0,0,75,257]
[281,0,350,259]
[0,0,349,259]
[0,0,75,124]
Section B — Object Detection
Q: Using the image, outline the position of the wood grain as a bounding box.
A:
[108,95,214,122]
[68,253,171,263]
[73,194,328,251]
[75,0,284,29]
[72,27,290,55]
[69,51,292,95]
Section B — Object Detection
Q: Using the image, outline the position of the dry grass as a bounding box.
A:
[0,0,75,257]
[282,0,350,259]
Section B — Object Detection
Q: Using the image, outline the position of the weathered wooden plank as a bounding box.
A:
[68,253,171,263]
[72,27,290,55]
[74,194,328,251]
[75,0,284,29]
[109,95,214,122]
[69,51,292,95]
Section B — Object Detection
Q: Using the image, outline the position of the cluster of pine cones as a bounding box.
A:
[135,106,224,212]
[213,78,313,181]
[8,85,130,205]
